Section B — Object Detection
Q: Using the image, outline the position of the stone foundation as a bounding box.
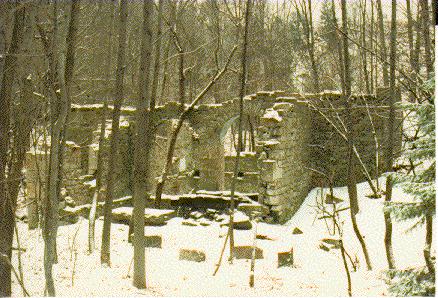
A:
[24,89,401,222]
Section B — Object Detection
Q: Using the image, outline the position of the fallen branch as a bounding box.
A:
[213,229,230,276]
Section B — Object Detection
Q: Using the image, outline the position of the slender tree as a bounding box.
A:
[88,0,115,254]
[0,2,25,296]
[132,0,154,288]
[419,0,433,77]
[359,0,370,94]
[376,0,389,86]
[406,0,416,102]
[341,0,372,271]
[228,0,252,262]
[294,0,320,92]
[43,0,80,295]
[383,0,397,270]
[150,0,164,105]
[101,0,128,266]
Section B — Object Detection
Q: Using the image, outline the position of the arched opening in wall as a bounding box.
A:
[221,115,258,156]
[220,115,259,193]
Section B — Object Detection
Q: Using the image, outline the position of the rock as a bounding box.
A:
[177,193,233,210]
[237,202,269,217]
[256,234,275,241]
[112,207,176,226]
[64,196,76,207]
[206,208,216,214]
[264,216,275,224]
[215,214,226,222]
[128,234,162,248]
[319,243,330,252]
[321,238,341,249]
[278,249,294,267]
[182,219,198,226]
[292,227,303,235]
[179,249,206,262]
[262,108,282,122]
[144,235,162,248]
[60,188,68,198]
[233,246,263,259]
[111,207,132,223]
[61,204,91,217]
[325,194,343,204]
[221,211,252,230]
[189,211,203,220]
[144,208,176,226]
[204,209,218,220]
[199,219,210,226]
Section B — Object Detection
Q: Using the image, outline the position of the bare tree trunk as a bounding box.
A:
[363,99,380,192]
[406,0,416,102]
[383,0,397,270]
[88,0,115,254]
[406,0,414,69]
[132,0,153,289]
[0,3,6,92]
[424,215,434,274]
[413,5,422,87]
[8,78,35,224]
[341,0,372,271]
[44,1,80,295]
[360,0,370,94]
[0,2,25,296]
[330,0,345,92]
[178,50,185,108]
[159,38,171,104]
[248,116,256,151]
[228,0,252,263]
[249,219,257,287]
[432,0,437,27]
[150,0,163,105]
[370,1,375,94]
[340,239,352,296]
[8,1,37,226]
[159,1,172,104]
[307,0,319,92]
[101,0,128,266]
[419,0,433,77]
[295,0,320,92]
[376,0,389,86]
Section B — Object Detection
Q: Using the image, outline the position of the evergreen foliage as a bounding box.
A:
[384,75,435,296]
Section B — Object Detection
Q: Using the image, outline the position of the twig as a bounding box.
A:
[126,256,134,278]
[249,219,258,287]
[70,219,82,286]
[213,229,229,276]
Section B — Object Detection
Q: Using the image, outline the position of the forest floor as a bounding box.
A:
[11,178,433,296]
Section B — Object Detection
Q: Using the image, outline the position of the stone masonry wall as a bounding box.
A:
[257,100,312,222]
[24,90,399,222]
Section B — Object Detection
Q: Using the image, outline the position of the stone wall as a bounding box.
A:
[257,100,312,222]
[307,88,402,187]
[24,90,400,222]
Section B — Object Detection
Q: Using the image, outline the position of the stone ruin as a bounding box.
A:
[24,89,401,223]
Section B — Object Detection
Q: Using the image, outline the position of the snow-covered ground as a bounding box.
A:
[11,178,434,296]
